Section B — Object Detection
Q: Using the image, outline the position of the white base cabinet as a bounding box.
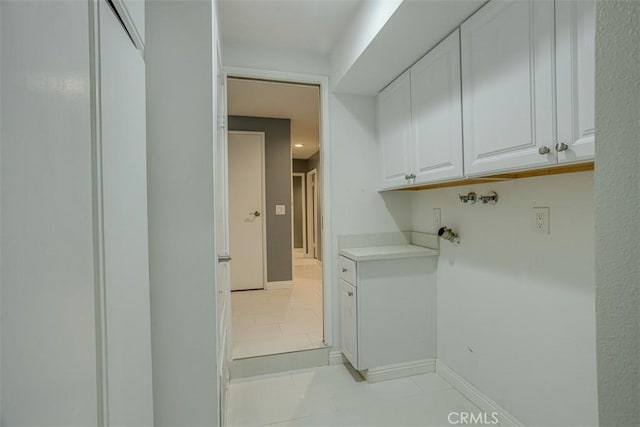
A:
[339,256,436,371]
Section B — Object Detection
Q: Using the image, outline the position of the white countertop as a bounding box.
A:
[339,244,439,262]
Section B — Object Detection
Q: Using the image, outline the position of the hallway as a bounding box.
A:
[231,255,324,358]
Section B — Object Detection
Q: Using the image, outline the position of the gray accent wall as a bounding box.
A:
[292,159,308,173]
[229,116,292,283]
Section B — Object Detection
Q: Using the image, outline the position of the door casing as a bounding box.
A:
[223,66,333,349]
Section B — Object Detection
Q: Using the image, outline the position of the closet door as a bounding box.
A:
[411,30,464,184]
[461,0,556,175]
[378,71,412,189]
[555,0,596,163]
[99,0,153,424]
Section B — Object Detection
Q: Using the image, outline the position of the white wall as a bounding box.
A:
[594,0,640,424]
[0,1,3,417]
[0,1,99,424]
[329,92,412,347]
[330,0,402,85]
[412,172,598,426]
[224,42,330,76]
[0,1,4,418]
[145,1,219,425]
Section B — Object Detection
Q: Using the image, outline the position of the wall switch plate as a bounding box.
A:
[533,207,550,234]
[275,205,286,215]
[433,208,441,229]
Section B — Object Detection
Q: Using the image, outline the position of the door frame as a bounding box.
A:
[228,130,268,290]
[305,169,319,259]
[291,172,307,254]
[224,66,333,348]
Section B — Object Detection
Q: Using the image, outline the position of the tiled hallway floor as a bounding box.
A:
[231,254,324,358]
[227,365,482,426]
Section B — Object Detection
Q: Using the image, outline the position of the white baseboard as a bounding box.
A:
[436,360,524,427]
[328,350,345,366]
[266,280,293,290]
[363,359,435,384]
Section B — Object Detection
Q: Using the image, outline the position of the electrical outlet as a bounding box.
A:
[275,205,286,215]
[433,208,441,229]
[533,207,550,234]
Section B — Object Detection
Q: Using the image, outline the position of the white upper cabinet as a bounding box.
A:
[555,0,596,163]
[378,71,412,189]
[411,30,463,184]
[461,0,556,176]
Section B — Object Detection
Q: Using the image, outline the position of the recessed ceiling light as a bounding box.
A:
[294,144,304,148]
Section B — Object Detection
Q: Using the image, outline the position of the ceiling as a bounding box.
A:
[217,0,362,54]
[227,78,320,159]
[334,0,486,94]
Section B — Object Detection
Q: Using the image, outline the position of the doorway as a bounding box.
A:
[292,173,307,255]
[226,76,325,359]
[306,168,319,259]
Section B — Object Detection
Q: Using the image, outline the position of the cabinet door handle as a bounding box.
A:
[555,142,569,152]
[341,268,348,273]
[538,146,551,155]
[347,291,353,296]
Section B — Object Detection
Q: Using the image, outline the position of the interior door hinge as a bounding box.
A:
[218,114,227,129]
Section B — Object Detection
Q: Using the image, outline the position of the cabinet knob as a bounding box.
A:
[538,146,551,155]
[341,268,348,273]
[409,173,416,180]
[555,142,569,152]
[348,291,353,296]
[404,174,410,180]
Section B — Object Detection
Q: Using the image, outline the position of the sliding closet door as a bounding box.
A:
[98,0,153,424]
[0,2,98,423]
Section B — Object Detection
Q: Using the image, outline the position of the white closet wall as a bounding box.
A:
[0,0,152,424]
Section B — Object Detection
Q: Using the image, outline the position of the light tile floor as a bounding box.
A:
[227,365,483,426]
[231,253,324,359]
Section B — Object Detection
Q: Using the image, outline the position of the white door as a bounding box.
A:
[99,1,153,423]
[228,132,266,291]
[340,279,358,368]
[461,0,556,176]
[378,71,412,189]
[555,0,596,163]
[411,29,464,184]
[306,169,318,259]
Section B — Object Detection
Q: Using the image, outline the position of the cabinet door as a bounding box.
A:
[378,71,412,189]
[556,0,595,163]
[340,280,358,368]
[411,30,464,184]
[461,0,556,175]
